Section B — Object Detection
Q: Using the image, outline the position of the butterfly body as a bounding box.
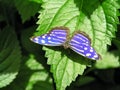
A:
[30,27,100,60]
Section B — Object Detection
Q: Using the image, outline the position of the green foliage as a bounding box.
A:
[0,27,21,88]
[36,0,120,89]
[0,0,120,90]
[43,47,87,90]
[95,51,120,69]
[14,0,42,22]
[74,76,95,86]
[2,55,53,90]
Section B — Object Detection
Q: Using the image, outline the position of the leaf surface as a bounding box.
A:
[14,0,41,22]
[36,0,120,90]
[0,27,21,88]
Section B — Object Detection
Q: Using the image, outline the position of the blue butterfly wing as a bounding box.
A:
[69,32,99,60]
[30,27,69,46]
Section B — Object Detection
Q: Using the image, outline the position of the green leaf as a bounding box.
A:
[14,0,41,22]
[3,54,53,90]
[43,47,87,90]
[94,69,115,83]
[77,0,119,55]
[0,0,14,7]
[36,0,80,35]
[75,76,95,86]
[113,39,120,50]
[0,27,21,88]
[0,15,5,22]
[35,0,120,90]
[36,1,86,89]
[95,51,120,69]
[29,0,43,4]
[21,26,43,53]
[26,54,53,90]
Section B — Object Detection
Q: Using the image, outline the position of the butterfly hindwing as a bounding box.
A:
[30,27,69,46]
[69,32,99,60]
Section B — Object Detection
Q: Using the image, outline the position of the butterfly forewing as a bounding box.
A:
[70,32,91,44]
[69,33,99,60]
[30,27,69,46]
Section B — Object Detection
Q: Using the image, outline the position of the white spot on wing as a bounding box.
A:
[49,34,53,36]
[92,57,96,60]
[90,49,93,52]
[91,54,99,60]
[48,37,51,40]
[94,54,98,58]
[42,35,46,38]
[41,40,45,44]
[34,38,39,41]
[48,40,61,45]
[48,40,56,43]
[84,47,88,50]
[82,43,89,46]
[86,53,91,57]
[33,38,39,43]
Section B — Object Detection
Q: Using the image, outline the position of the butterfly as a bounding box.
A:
[30,27,100,60]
